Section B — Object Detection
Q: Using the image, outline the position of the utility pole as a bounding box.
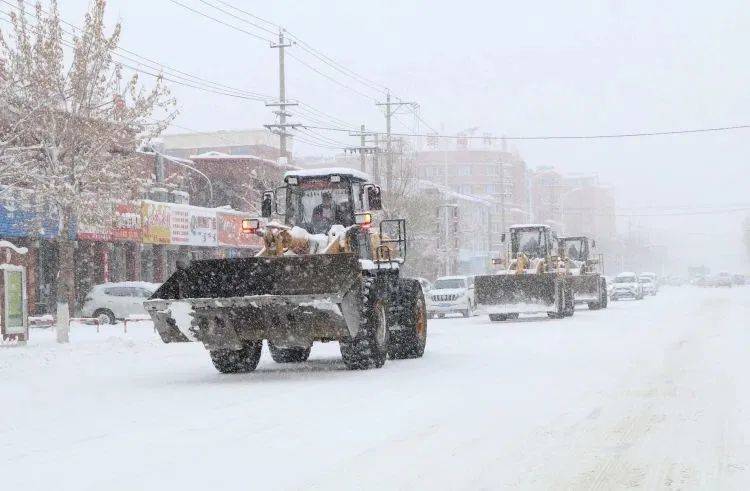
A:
[345,125,380,173]
[376,91,415,190]
[372,133,380,184]
[267,30,298,161]
[360,124,366,170]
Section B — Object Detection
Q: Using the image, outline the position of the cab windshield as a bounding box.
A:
[287,179,359,234]
[513,229,545,257]
[562,239,586,261]
[616,275,637,283]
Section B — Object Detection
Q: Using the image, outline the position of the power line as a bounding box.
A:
[166,0,273,43]
[3,2,353,138]
[196,0,278,36]
[301,123,750,141]
[1,0,274,101]
[286,51,378,101]
[200,0,388,94]
[211,0,280,31]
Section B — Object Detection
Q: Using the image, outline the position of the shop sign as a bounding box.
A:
[217,212,262,248]
[170,205,218,247]
[112,203,142,241]
[141,201,171,244]
[77,209,113,242]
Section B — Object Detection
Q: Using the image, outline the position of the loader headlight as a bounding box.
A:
[355,212,373,228]
[241,218,260,234]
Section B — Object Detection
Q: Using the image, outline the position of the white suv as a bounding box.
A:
[610,272,644,301]
[427,276,475,318]
[81,282,161,324]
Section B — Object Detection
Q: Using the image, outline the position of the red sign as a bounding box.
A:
[112,204,142,241]
[217,212,262,248]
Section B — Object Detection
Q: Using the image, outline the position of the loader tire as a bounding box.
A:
[210,340,263,373]
[340,277,389,370]
[600,279,608,309]
[489,314,508,322]
[388,278,428,360]
[564,286,575,317]
[548,282,567,319]
[268,342,311,363]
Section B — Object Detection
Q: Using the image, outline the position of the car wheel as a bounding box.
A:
[93,309,116,325]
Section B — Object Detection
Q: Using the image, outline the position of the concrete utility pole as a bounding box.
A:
[345,125,380,173]
[372,133,380,184]
[267,30,298,161]
[376,91,415,190]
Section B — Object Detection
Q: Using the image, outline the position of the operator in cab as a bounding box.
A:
[312,191,336,234]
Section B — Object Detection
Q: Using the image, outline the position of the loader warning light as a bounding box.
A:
[241,218,260,234]
[355,212,372,228]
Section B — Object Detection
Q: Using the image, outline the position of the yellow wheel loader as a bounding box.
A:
[144,168,427,373]
[558,236,608,310]
[475,224,575,321]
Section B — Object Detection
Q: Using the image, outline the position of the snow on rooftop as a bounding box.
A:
[509,223,551,229]
[190,151,278,165]
[413,179,493,205]
[285,167,371,181]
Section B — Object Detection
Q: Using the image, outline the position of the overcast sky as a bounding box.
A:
[49,0,750,271]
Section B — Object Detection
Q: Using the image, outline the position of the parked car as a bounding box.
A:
[639,272,659,293]
[610,272,644,300]
[81,281,161,324]
[714,272,734,287]
[639,276,657,296]
[733,274,746,286]
[426,275,475,318]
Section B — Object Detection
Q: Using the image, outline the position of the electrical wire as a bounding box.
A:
[166,0,274,43]
[301,124,750,141]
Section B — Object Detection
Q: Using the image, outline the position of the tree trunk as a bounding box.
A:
[55,235,75,344]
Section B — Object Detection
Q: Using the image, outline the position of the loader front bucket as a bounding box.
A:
[569,274,600,303]
[145,253,363,349]
[474,272,559,314]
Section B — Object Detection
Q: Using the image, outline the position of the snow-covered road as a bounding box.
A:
[3,287,749,490]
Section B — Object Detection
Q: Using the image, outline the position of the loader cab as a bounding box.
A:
[266,168,381,235]
[509,225,555,259]
[558,236,590,262]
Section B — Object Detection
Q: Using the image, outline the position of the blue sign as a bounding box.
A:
[0,202,74,239]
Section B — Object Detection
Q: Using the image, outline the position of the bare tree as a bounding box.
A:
[0,0,176,342]
[383,144,442,279]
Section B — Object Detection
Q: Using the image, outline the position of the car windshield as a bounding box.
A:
[513,229,544,257]
[433,279,465,289]
[615,276,636,283]
[639,278,652,284]
[287,180,358,234]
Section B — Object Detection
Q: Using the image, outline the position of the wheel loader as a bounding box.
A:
[558,236,608,310]
[144,168,427,373]
[474,224,574,321]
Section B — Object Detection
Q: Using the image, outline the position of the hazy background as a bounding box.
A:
[54,0,750,272]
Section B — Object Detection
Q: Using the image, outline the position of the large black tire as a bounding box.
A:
[388,278,427,360]
[564,286,575,317]
[210,340,263,373]
[600,279,609,309]
[268,342,311,363]
[93,308,116,325]
[489,313,508,322]
[340,276,390,370]
[548,282,567,319]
